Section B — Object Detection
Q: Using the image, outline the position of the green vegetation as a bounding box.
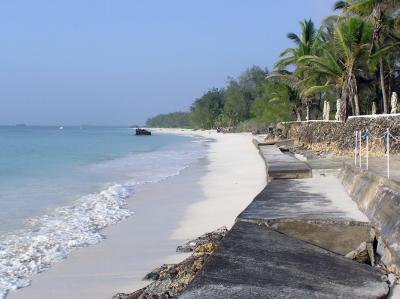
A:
[190,88,225,129]
[147,1,400,129]
[145,112,192,128]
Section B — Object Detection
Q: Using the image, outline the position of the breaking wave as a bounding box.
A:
[0,137,208,298]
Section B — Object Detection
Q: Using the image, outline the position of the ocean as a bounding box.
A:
[0,126,207,297]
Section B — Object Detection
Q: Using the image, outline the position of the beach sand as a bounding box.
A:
[7,131,266,299]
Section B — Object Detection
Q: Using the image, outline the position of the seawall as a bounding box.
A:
[340,163,400,274]
[180,142,392,298]
[279,115,400,155]
[115,135,399,298]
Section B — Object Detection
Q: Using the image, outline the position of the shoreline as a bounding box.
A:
[8,131,266,299]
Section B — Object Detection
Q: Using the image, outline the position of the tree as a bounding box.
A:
[274,19,323,120]
[299,16,373,120]
[223,66,268,125]
[267,71,308,120]
[251,81,296,122]
[145,112,192,128]
[223,79,248,125]
[275,19,322,70]
[190,88,225,129]
[334,0,399,113]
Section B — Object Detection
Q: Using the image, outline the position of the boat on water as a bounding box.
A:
[135,128,151,136]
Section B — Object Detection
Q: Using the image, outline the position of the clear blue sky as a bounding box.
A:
[0,0,336,126]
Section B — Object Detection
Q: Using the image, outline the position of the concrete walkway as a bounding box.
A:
[237,176,371,255]
[239,176,368,222]
[259,145,311,179]
[179,144,389,298]
[303,154,400,183]
[180,221,388,299]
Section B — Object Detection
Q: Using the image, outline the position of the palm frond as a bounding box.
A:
[301,84,336,97]
[287,32,300,44]
[279,48,296,57]
[298,55,341,77]
[274,56,297,70]
[333,0,349,10]
[370,43,400,58]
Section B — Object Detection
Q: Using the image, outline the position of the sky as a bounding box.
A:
[0,0,336,126]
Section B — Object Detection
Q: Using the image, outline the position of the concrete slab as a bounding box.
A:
[305,157,348,170]
[237,177,372,255]
[255,139,295,147]
[180,222,389,299]
[258,145,311,179]
[238,177,368,222]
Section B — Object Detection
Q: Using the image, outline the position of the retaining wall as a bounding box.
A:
[339,164,400,274]
[279,115,400,155]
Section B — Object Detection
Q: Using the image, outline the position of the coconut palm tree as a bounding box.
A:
[334,0,399,113]
[299,16,373,120]
[275,19,322,70]
[272,19,323,120]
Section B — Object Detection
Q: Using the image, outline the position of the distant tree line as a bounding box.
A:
[146,0,400,129]
[145,112,192,128]
[146,66,295,129]
[189,66,298,129]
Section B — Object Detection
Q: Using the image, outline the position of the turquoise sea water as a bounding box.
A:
[0,126,207,297]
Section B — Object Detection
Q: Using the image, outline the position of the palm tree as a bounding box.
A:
[299,16,373,120]
[273,19,323,120]
[267,71,312,121]
[275,19,322,70]
[334,0,399,113]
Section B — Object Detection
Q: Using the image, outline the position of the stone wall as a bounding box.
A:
[279,115,400,155]
[340,164,400,274]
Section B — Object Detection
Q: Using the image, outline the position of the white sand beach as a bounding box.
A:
[8,131,266,299]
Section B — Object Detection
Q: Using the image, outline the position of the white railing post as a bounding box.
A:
[366,129,369,171]
[354,131,358,166]
[387,128,390,178]
[359,130,362,168]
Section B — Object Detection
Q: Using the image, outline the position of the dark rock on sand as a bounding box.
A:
[113,288,146,299]
[112,227,227,299]
[176,226,227,253]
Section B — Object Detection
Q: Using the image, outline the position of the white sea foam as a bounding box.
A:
[0,138,208,298]
[0,184,131,297]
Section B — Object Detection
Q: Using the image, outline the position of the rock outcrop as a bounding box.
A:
[112,227,227,299]
[176,227,227,253]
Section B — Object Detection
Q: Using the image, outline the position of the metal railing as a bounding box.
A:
[354,128,400,178]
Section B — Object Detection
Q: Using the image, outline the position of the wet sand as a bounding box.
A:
[8,132,266,299]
